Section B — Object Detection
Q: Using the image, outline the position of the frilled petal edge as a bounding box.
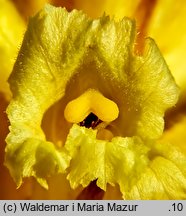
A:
[5,126,70,189]
[65,124,186,199]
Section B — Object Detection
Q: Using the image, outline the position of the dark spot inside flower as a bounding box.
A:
[79,113,102,129]
[76,180,104,200]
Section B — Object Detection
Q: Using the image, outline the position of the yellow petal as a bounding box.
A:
[147,0,186,94]
[65,124,186,199]
[0,0,25,99]
[65,124,149,192]
[5,136,70,188]
[128,157,186,200]
[130,140,186,199]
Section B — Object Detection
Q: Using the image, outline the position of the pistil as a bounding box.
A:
[64,89,119,123]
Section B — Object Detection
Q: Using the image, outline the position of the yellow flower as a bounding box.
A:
[1,0,186,200]
[3,4,186,200]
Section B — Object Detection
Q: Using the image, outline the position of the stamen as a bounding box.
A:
[96,128,113,141]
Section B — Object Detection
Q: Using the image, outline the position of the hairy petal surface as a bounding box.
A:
[5,136,70,188]
[65,124,149,194]
[65,124,186,199]
[5,5,179,193]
